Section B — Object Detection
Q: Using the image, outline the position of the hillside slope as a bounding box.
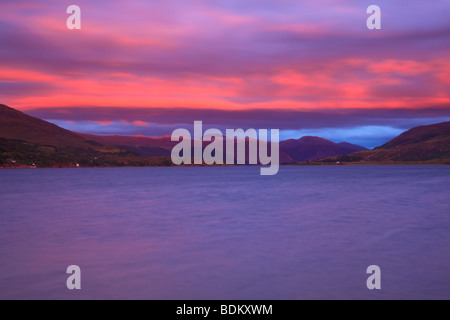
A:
[0,104,95,148]
[0,104,171,167]
[319,122,450,164]
[280,136,366,162]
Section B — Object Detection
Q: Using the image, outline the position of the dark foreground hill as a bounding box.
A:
[0,104,171,168]
[312,122,450,165]
[0,104,93,148]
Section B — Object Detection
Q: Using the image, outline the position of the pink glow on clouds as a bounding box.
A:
[94,120,113,125]
[3,55,450,113]
[0,0,449,145]
[133,121,150,127]
[368,60,433,75]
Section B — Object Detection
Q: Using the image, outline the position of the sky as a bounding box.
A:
[1,0,449,148]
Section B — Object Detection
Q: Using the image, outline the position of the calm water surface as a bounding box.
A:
[0,166,449,300]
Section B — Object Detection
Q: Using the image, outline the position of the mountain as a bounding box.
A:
[81,134,365,163]
[78,132,367,163]
[317,122,450,164]
[0,104,170,168]
[0,104,94,148]
[78,133,175,157]
[377,122,450,150]
[0,103,382,167]
[279,136,366,162]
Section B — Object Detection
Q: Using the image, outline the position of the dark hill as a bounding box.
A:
[0,104,94,148]
[279,136,366,162]
[318,122,450,164]
[78,133,175,157]
[0,104,170,168]
[378,121,450,150]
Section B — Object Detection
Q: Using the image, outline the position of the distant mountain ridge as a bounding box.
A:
[279,136,366,162]
[81,132,366,163]
[5,103,446,167]
[79,133,175,157]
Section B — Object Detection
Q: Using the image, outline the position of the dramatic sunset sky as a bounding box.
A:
[1,0,449,148]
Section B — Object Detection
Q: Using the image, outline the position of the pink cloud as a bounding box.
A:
[133,121,150,127]
[1,0,449,126]
[94,120,113,125]
[368,60,433,75]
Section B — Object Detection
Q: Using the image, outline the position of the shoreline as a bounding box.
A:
[1,161,449,170]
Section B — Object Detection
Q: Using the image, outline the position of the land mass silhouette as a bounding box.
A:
[1,104,448,168]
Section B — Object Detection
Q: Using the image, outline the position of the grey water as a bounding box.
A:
[0,166,449,300]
